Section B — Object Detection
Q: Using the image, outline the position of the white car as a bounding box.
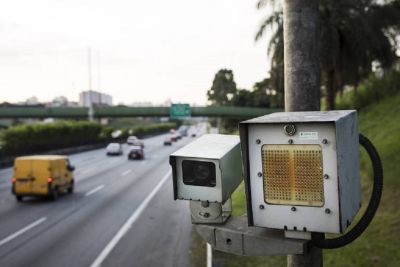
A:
[127,136,144,148]
[164,135,173,146]
[106,143,123,155]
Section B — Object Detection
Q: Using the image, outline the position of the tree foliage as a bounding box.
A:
[207,69,237,106]
[207,69,284,109]
[256,0,400,110]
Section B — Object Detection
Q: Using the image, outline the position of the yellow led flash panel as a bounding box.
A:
[262,144,324,207]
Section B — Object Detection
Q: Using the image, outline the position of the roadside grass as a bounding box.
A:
[191,93,400,266]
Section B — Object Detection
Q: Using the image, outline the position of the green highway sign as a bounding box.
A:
[170,104,191,118]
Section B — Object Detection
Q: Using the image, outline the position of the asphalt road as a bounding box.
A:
[0,127,204,267]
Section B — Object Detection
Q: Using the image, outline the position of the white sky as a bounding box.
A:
[0,0,271,105]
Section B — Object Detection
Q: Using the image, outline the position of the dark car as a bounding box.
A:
[128,146,144,160]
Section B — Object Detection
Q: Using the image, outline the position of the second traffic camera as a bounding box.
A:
[170,134,242,204]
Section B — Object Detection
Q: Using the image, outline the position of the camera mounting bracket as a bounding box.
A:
[190,198,232,224]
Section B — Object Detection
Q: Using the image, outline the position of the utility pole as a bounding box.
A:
[283,0,322,266]
[284,0,320,112]
[88,47,94,121]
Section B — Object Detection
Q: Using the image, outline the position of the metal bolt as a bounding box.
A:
[203,212,210,218]
[257,172,262,177]
[322,139,328,144]
[288,139,294,144]
[201,201,210,208]
[291,207,297,212]
[325,208,331,214]
[256,139,261,144]
[259,204,265,210]
[324,174,329,179]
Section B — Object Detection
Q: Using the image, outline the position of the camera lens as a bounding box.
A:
[182,160,216,187]
[193,163,211,181]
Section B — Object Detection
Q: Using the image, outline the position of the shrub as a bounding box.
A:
[336,68,400,110]
[0,121,176,156]
[2,121,102,155]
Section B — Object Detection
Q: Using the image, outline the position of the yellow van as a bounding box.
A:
[11,155,75,201]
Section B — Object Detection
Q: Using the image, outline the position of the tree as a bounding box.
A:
[253,78,283,108]
[207,69,237,105]
[256,0,400,110]
[230,89,254,107]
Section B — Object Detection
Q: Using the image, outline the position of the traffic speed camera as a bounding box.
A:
[170,134,242,203]
[239,111,361,234]
[170,134,242,223]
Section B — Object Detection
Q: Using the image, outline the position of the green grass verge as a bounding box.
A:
[191,93,400,266]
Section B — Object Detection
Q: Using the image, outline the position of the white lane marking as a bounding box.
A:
[85,185,105,197]
[90,171,171,267]
[207,243,212,267]
[121,169,132,176]
[0,217,47,247]
[79,167,95,175]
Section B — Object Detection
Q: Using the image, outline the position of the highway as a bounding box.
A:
[0,128,203,267]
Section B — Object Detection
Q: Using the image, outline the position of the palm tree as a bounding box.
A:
[256,0,400,110]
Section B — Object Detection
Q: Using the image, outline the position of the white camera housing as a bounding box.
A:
[170,134,242,204]
[239,111,361,234]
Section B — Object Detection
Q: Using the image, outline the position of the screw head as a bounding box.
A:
[291,207,297,212]
[256,139,261,144]
[258,172,262,177]
[203,212,210,218]
[325,208,331,214]
[259,204,265,210]
[288,139,294,144]
[201,201,210,208]
[322,139,328,144]
[324,174,329,179]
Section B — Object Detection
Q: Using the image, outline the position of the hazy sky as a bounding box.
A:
[0,0,272,105]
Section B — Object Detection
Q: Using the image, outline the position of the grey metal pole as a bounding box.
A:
[283,0,322,266]
[216,117,222,133]
[88,47,94,121]
[287,246,323,267]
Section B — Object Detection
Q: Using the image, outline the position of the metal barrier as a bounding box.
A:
[0,106,281,119]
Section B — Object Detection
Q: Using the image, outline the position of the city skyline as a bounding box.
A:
[0,0,272,105]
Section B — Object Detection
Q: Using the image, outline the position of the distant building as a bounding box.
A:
[79,90,113,107]
[25,96,39,105]
[46,98,79,108]
[50,96,68,107]
[129,101,153,107]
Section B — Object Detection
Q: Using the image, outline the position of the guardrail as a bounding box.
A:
[0,106,281,119]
